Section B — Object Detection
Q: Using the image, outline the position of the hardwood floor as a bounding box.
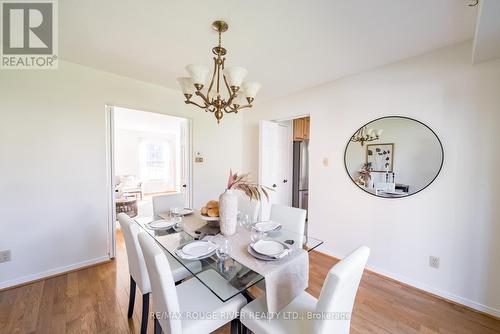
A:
[1,230,499,334]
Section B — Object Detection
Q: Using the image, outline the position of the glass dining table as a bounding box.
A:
[134,212,323,303]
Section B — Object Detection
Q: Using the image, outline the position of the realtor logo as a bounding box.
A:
[1,0,58,69]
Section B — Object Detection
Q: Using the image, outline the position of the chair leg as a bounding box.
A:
[239,321,248,334]
[154,315,162,334]
[230,319,239,334]
[140,293,150,334]
[127,276,136,318]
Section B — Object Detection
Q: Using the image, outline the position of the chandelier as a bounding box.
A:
[350,126,383,146]
[177,20,261,123]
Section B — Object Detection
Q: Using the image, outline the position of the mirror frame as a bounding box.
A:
[343,116,444,199]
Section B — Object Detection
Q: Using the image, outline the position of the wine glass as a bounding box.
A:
[171,211,183,231]
[216,238,232,261]
[250,226,265,243]
[239,213,252,230]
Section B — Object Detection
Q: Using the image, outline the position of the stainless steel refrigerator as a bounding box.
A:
[292,140,309,214]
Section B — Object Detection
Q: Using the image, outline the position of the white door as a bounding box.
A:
[259,120,291,220]
[179,119,192,207]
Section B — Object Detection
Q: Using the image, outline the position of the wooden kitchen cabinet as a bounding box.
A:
[293,117,310,141]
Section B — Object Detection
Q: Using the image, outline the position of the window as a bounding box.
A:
[140,140,169,181]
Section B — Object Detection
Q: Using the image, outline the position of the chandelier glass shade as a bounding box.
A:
[350,126,383,146]
[177,20,261,123]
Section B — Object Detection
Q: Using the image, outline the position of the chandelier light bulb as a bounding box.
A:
[224,66,248,88]
[242,81,262,99]
[177,77,195,95]
[185,64,210,86]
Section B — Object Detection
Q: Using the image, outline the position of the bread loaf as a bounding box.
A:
[206,200,219,209]
[207,207,219,217]
[201,206,208,215]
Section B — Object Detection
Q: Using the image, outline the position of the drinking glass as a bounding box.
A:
[250,227,265,243]
[170,207,180,216]
[239,213,252,230]
[172,212,183,230]
[216,238,232,260]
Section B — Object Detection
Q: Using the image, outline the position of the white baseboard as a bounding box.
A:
[315,245,500,318]
[0,255,110,290]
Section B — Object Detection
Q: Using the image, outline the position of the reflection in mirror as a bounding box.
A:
[344,116,443,198]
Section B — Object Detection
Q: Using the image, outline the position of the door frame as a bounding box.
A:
[258,114,310,219]
[105,105,193,258]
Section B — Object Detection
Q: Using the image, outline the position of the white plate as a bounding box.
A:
[252,240,285,256]
[175,248,216,260]
[177,208,194,216]
[146,219,175,230]
[200,214,219,221]
[247,244,291,261]
[254,221,282,233]
[182,240,218,257]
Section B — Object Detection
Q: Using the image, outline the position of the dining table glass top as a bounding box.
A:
[134,211,323,302]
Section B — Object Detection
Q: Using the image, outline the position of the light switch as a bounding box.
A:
[322,158,329,167]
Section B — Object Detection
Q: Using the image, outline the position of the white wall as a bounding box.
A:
[242,42,500,316]
[0,60,242,288]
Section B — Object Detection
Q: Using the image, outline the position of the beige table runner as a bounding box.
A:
[159,211,309,313]
[206,230,309,313]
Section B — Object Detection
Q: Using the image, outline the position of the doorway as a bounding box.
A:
[105,106,192,257]
[259,115,310,220]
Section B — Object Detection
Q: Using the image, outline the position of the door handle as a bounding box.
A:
[272,184,277,188]
[283,179,288,183]
[182,184,187,188]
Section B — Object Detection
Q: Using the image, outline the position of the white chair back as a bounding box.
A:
[237,191,260,223]
[269,204,306,245]
[117,213,151,293]
[138,232,182,334]
[313,246,370,334]
[152,193,185,219]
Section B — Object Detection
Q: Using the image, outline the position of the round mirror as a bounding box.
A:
[344,116,443,198]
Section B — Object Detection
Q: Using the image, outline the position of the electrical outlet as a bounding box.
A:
[0,250,11,263]
[429,256,440,269]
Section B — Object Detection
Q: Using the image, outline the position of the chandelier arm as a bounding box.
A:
[195,91,211,106]
[235,104,252,110]
[223,74,233,97]
[185,100,208,109]
[206,57,218,100]
[223,75,238,106]
[215,59,222,97]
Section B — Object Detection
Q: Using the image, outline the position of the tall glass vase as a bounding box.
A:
[219,189,238,236]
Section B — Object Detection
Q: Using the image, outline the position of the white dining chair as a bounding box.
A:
[269,204,307,246]
[137,232,247,334]
[118,213,201,334]
[240,246,370,334]
[238,191,260,223]
[152,193,185,219]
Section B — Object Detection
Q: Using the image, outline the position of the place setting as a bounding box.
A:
[247,226,292,261]
[175,239,219,260]
[146,206,187,231]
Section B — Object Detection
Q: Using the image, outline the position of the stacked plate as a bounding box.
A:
[175,240,218,260]
[248,240,291,261]
[176,208,194,216]
[253,221,282,233]
[146,219,176,231]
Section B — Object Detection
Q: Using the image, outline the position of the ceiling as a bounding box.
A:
[60,0,478,101]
